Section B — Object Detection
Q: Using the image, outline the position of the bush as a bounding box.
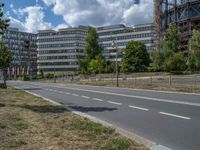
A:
[23,75,29,81]
[46,73,54,79]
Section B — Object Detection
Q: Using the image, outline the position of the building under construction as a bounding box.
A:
[154,0,200,53]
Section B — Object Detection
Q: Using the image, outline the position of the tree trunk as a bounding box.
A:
[3,69,7,89]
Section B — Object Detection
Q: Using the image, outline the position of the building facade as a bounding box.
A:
[1,28,37,77]
[97,23,155,61]
[37,23,155,73]
[37,26,88,74]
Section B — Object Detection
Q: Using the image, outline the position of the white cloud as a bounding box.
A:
[9,5,53,33]
[9,16,26,31]
[42,0,153,27]
[55,24,68,30]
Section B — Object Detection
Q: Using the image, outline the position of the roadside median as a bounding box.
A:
[0,88,147,150]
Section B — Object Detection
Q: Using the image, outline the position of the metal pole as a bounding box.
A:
[53,61,56,83]
[116,46,119,87]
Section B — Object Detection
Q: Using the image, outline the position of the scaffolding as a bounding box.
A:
[154,0,200,53]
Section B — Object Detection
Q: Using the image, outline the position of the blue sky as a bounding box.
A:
[2,0,153,33]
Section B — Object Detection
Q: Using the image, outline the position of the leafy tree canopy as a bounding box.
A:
[85,26,101,60]
[121,41,150,72]
[0,3,10,35]
[188,29,200,71]
[163,23,180,58]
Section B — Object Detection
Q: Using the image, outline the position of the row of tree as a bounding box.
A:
[151,23,200,72]
[78,26,150,75]
[79,23,200,75]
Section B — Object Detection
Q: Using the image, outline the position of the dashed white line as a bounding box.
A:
[159,112,191,120]
[93,98,104,102]
[107,101,122,105]
[81,96,90,99]
[53,86,200,107]
[72,94,79,96]
[59,91,63,94]
[128,105,149,111]
[65,92,70,95]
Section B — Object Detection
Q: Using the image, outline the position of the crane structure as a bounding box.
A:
[154,0,200,53]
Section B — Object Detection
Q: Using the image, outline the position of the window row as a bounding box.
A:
[98,26,154,36]
[98,33,155,42]
[38,61,78,66]
[38,31,88,37]
[38,36,86,43]
[38,43,85,48]
[100,40,155,47]
[38,49,84,54]
[39,68,77,72]
[38,55,83,60]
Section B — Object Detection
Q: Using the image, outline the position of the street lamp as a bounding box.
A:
[52,60,56,83]
[112,39,119,87]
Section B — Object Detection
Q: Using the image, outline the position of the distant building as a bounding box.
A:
[37,23,155,74]
[1,28,37,77]
[97,23,155,61]
[37,26,88,74]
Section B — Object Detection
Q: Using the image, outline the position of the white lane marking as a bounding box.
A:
[51,86,200,107]
[159,112,191,120]
[81,95,90,99]
[72,94,79,96]
[128,105,149,111]
[150,144,172,150]
[107,101,122,105]
[53,90,57,92]
[65,92,70,95]
[93,98,104,102]
[59,91,63,94]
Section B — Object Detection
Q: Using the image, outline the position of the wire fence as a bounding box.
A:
[42,72,200,90]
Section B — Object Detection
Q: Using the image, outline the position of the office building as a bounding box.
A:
[37,23,155,73]
[37,26,88,74]
[1,27,37,77]
[97,23,155,61]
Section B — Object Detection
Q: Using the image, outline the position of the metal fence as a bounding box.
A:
[43,72,200,90]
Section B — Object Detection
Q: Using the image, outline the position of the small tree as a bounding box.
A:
[162,23,186,72]
[88,55,105,75]
[85,26,101,60]
[88,59,100,74]
[79,26,103,75]
[0,3,11,88]
[121,41,150,72]
[78,58,89,77]
[188,29,200,72]
[150,51,164,71]
[163,52,186,71]
[0,43,12,88]
[104,61,115,73]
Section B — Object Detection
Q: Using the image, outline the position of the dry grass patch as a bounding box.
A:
[0,88,147,150]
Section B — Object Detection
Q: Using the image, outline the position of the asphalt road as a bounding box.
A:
[8,81,200,150]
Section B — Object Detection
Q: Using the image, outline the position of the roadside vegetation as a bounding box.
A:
[0,88,147,150]
[0,3,12,88]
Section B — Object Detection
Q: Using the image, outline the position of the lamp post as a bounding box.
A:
[53,61,56,83]
[112,39,119,87]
